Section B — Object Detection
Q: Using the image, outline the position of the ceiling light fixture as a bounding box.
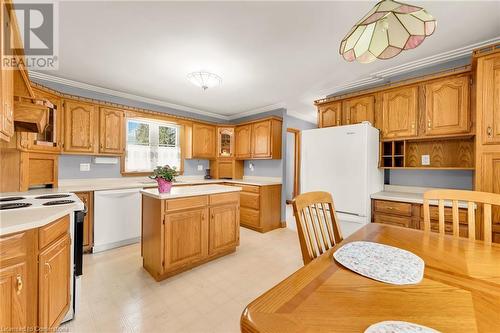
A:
[187,71,222,90]
[339,0,436,64]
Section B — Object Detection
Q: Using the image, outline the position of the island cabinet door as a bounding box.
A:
[164,208,209,271]
[38,234,71,330]
[209,204,239,255]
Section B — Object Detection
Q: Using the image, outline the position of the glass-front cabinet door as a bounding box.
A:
[218,127,234,157]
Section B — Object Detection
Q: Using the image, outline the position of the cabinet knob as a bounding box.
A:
[411,123,415,129]
[427,120,432,129]
[487,126,493,138]
[45,262,52,273]
[16,275,23,294]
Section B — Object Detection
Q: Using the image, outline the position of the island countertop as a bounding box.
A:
[140,184,242,200]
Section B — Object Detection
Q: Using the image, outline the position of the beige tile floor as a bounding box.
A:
[60,226,302,333]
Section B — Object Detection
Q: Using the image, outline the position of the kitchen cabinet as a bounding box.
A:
[63,100,98,154]
[75,192,94,252]
[343,96,375,125]
[218,127,234,158]
[17,88,62,153]
[480,153,500,242]
[0,262,27,330]
[235,124,252,159]
[0,0,14,141]
[479,53,500,145]
[142,191,240,281]
[209,159,244,179]
[99,107,124,155]
[318,102,341,127]
[209,204,239,255]
[381,86,418,139]
[233,184,282,233]
[186,123,216,159]
[250,118,282,159]
[424,75,470,136]
[38,233,71,330]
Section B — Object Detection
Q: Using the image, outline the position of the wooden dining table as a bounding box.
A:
[240,223,500,333]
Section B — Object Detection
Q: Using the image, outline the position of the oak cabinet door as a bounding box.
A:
[75,192,93,250]
[0,262,27,331]
[209,204,239,255]
[235,125,252,159]
[164,208,208,271]
[481,54,500,144]
[381,86,418,139]
[63,100,98,153]
[343,96,374,125]
[318,102,341,127]
[251,120,272,158]
[481,153,500,232]
[99,107,124,155]
[424,76,470,136]
[0,4,14,140]
[38,234,71,330]
[192,123,216,159]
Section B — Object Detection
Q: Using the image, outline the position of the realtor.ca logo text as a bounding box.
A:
[2,2,59,70]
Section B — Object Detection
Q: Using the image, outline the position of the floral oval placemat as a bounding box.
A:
[365,321,440,333]
[333,241,424,285]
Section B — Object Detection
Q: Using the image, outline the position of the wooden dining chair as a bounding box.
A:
[292,191,343,265]
[423,189,500,244]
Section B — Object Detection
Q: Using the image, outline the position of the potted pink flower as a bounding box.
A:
[149,165,179,193]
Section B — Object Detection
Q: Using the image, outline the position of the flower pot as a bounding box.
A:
[156,178,173,193]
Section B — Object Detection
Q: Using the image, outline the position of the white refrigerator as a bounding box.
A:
[300,122,384,237]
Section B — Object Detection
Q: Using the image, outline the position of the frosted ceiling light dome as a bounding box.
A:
[340,0,436,64]
[187,71,222,90]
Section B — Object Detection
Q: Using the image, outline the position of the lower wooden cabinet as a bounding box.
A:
[235,184,282,233]
[38,234,71,329]
[0,215,70,332]
[209,204,239,255]
[74,191,94,252]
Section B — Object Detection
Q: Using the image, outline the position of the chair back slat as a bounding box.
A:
[292,191,343,265]
[423,189,500,245]
[452,200,459,237]
[484,204,492,244]
[438,200,445,235]
[467,201,476,241]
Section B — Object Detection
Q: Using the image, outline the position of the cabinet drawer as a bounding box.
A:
[420,206,467,224]
[240,192,260,210]
[209,192,239,206]
[166,196,208,212]
[39,215,70,249]
[239,184,260,194]
[240,207,260,228]
[374,200,412,216]
[374,213,412,228]
[0,231,28,262]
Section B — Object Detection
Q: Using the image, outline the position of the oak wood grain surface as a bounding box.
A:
[241,223,500,333]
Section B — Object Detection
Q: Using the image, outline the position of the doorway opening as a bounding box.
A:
[286,128,300,204]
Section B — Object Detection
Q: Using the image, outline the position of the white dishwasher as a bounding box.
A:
[93,188,142,253]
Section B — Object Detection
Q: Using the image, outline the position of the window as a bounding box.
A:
[125,119,181,173]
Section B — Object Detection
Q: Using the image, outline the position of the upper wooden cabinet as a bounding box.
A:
[318,102,341,127]
[235,124,252,159]
[251,118,282,159]
[217,127,234,158]
[0,1,14,142]
[381,86,418,139]
[424,75,470,136]
[343,96,375,125]
[63,100,98,154]
[190,123,216,159]
[99,107,124,155]
[479,54,500,145]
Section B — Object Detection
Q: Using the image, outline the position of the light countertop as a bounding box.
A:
[371,185,470,208]
[141,184,242,200]
[0,176,281,196]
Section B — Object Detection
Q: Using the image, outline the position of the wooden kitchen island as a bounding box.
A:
[141,185,241,281]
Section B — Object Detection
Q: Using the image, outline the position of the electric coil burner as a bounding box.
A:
[35,194,71,199]
[0,203,32,210]
[0,196,26,202]
[42,200,75,206]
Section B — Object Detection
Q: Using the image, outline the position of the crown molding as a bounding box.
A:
[227,103,286,121]
[28,71,229,120]
[315,37,500,99]
[286,110,317,124]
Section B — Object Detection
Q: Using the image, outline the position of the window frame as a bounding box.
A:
[120,117,185,176]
